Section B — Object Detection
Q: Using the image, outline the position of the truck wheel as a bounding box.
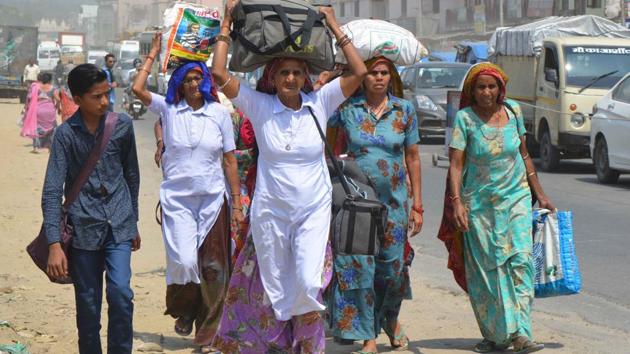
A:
[539,129,560,172]
[593,137,619,184]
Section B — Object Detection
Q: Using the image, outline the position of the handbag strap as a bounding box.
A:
[62,112,119,210]
[306,106,353,197]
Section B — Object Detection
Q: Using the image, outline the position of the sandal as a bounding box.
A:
[383,323,409,351]
[513,336,544,354]
[174,316,194,336]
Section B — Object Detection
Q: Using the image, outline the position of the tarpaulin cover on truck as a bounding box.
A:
[488,15,630,57]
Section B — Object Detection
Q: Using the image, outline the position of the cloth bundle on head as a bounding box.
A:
[165,61,219,105]
[364,56,403,98]
[459,62,509,110]
[255,58,314,95]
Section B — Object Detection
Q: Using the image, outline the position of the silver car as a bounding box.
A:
[401,62,471,137]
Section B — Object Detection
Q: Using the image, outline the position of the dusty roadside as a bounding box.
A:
[0,101,623,354]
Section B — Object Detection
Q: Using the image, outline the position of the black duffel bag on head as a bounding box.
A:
[308,107,387,256]
[229,0,335,73]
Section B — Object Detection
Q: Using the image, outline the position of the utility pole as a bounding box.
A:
[499,0,504,27]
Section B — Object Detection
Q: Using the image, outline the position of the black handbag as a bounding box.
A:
[229,0,335,73]
[307,107,387,256]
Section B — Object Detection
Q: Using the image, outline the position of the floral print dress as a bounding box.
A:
[327,93,419,340]
[230,109,254,261]
[449,100,535,345]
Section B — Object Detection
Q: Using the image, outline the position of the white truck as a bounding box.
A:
[489,15,630,171]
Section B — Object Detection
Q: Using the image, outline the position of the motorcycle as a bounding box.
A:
[122,91,147,120]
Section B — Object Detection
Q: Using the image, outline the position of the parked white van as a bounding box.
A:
[37,41,60,72]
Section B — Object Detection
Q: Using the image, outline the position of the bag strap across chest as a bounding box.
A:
[63,112,119,211]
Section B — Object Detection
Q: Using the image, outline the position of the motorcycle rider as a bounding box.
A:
[53,60,65,88]
[124,59,146,119]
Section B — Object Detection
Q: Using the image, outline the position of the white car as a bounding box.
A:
[590,73,630,184]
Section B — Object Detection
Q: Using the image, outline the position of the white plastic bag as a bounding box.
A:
[532,209,581,297]
[161,3,221,72]
[334,19,428,65]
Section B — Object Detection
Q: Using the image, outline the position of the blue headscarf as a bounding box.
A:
[165,61,219,105]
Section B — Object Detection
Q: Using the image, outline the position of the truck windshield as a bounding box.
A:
[564,46,630,89]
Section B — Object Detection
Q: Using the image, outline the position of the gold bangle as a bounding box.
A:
[521,153,530,160]
[156,139,163,147]
[527,171,536,177]
[216,34,231,45]
[140,68,151,75]
[146,55,155,61]
[450,195,461,201]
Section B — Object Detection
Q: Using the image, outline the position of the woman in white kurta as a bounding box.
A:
[133,35,243,353]
[210,4,368,352]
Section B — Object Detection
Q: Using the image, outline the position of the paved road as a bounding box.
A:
[412,137,630,336]
[129,103,630,343]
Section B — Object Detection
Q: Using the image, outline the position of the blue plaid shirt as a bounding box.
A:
[41,111,139,250]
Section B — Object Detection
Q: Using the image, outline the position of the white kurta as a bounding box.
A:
[149,93,236,285]
[232,78,345,320]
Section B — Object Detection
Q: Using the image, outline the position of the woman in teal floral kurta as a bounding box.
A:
[327,57,423,353]
[448,63,554,353]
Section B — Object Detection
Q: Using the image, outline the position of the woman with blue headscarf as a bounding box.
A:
[133,34,243,353]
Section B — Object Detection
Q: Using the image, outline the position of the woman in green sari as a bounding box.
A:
[448,63,555,353]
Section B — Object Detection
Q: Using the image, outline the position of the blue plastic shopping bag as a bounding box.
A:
[532,209,581,297]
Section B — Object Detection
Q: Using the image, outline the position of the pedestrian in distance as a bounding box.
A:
[132,33,244,354]
[23,58,40,87]
[444,62,554,354]
[103,53,118,112]
[210,1,368,352]
[326,56,423,353]
[42,63,141,354]
[53,59,65,86]
[20,72,60,153]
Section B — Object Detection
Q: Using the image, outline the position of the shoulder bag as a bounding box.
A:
[307,106,387,256]
[26,112,119,284]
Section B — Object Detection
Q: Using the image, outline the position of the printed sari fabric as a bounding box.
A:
[449,100,534,344]
[212,236,333,353]
[326,92,418,340]
[230,109,255,262]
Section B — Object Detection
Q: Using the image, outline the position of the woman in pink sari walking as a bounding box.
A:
[21,72,59,153]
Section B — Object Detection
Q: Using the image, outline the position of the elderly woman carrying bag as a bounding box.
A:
[446,63,554,354]
[132,34,243,354]
[210,1,368,352]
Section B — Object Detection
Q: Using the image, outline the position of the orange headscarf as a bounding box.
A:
[459,62,509,109]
